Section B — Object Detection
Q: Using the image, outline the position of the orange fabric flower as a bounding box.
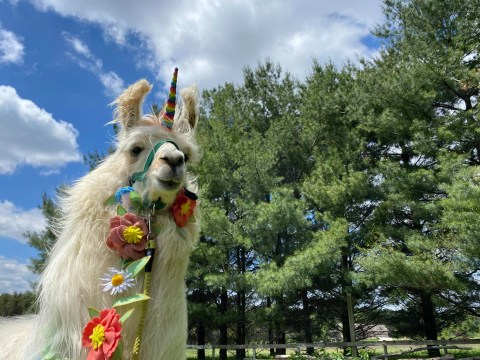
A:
[82,308,122,360]
[106,213,148,260]
[171,189,196,227]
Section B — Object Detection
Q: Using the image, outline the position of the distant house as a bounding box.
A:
[364,325,392,341]
[329,324,392,342]
[328,328,343,342]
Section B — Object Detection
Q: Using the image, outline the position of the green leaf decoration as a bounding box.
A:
[111,340,123,360]
[126,256,151,277]
[129,191,142,207]
[119,308,135,324]
[121,258,133,269]
[116,205,127,216]
[105,195,117,206]
[113,294,150,307]
[88,307,100,319]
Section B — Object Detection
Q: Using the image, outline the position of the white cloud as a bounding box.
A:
[102,24,127,46]
[0,27,24,64]
[63,32,125,97]
[64,32,92,58]
[30,0,384,91]
[0,256,37,293]
[99,71,124,97]
[0,85,82,174]
[0,201,46,244]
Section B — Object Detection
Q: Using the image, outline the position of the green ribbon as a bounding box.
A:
[129,140,179,184]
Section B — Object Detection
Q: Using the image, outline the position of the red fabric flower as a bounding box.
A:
[106,213,148,260]
[171,189,196,227]
[82,308,122,360]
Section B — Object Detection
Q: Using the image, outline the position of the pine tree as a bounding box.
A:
[191,81,254,360]
[26,191,62,275]
[190,61,319,358]
[254,61,382,347]
[353,0,480,350]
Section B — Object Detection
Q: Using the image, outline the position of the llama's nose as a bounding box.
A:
[160,152,184,168]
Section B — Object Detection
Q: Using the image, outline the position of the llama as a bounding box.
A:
[1,69,201,360]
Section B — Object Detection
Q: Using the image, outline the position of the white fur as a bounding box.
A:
[0,79,200,360]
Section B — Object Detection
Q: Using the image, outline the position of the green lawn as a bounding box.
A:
[186,346,480,360]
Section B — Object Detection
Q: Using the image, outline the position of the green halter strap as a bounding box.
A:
[129,140,179,185]
[129,140,179,210]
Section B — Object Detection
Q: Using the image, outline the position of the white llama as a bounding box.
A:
[1,70,201,360]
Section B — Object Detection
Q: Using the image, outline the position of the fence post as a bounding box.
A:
[253,345,256,360]
[212,344,216,360]
[383,344,388,360]
[442,340,448,355]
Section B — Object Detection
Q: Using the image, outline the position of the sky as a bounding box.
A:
[0,0,385,293]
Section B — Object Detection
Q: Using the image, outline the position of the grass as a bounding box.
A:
[354,345,480,359]
[449,348,480,359]
[185,346,480,360]
[186,348,276,359]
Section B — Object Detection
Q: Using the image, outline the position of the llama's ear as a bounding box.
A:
[177,85,199,131]
[112,79,152,129]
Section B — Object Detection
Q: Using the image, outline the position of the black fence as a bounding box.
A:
[186,339,480,360]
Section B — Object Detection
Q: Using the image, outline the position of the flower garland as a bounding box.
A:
[82,308,122,360]
[106,213,148,260]
[76,186,197,360]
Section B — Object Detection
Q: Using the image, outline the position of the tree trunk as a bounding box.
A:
[193,288,206,360]
[276,330,286,355]
[267,297,275,357]
[340,252,351,344]
[236,247,247,360]
[197,318,206,360]
[269,330,275,357]
[341,299,351,341]
[340,251,357,356]
[420,291,440,357]
[236,293,246,360]
[302,290,314,355]
[219,288,228,360]
[275,295,287,355]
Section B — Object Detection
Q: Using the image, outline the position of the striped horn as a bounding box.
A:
[161,67,178,130]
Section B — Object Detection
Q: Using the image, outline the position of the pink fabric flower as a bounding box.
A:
[106,213,148,260]
[82,308,122,360]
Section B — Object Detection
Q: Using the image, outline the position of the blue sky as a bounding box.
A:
[0,0,384,293]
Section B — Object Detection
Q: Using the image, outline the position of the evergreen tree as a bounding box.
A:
[192,81,254,360]
[190,61,317,358]
[253,61,383,348]
[353,0,480,351]
[26,191,62,275]
[0,292,36,316]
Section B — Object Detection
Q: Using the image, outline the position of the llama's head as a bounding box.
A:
[111,69,199,208]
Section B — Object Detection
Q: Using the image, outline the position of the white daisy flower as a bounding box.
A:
[100,268,135,295]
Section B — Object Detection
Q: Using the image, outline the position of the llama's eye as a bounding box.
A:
[130,146,144,157]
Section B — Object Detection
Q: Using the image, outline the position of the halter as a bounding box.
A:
[129,140,180,209]
[129,140,179,185]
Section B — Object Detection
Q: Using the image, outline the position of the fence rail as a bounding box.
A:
[187,339,480,360]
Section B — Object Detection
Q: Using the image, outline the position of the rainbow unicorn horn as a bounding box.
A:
[161,67,178,130]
